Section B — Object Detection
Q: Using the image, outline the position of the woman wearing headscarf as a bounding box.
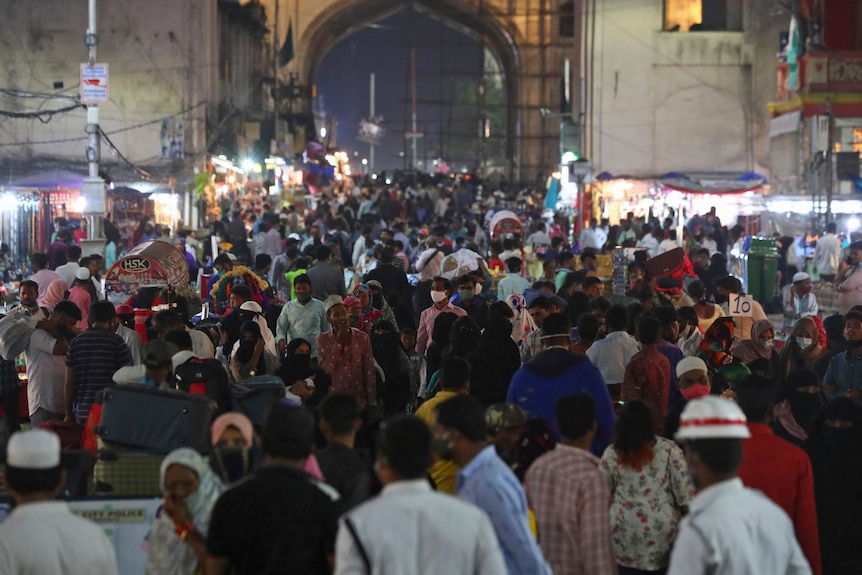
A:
[274,338,330,406]
[238,301,277,356]
[230,321,279,382]
[146,448,225,575]
[696,316,735,374]
[365,280,399,329]
[732,319,779,377]
[806,398,862,574]
[42,279,69,314]
[506,293,537,347]
[777,316,824,383]
[468,315,521,406]
[210,412,260,485]
[370,320,415,414]
[772,369,824,447]
[352,284,383,332]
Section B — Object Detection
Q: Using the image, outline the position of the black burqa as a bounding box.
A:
[806,398,862,574]
[371,321,413,414]
[468,316,521,407]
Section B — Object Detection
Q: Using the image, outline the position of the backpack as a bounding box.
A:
[174,357,231,415]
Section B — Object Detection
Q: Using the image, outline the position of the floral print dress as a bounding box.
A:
[599,437,695,571]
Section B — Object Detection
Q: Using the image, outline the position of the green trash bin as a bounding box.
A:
[745,238,779,304]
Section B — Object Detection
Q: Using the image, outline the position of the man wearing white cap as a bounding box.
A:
[0,429,118,574]
[782,272,819,332]
[667,397,812,575]
[663,356,711,439]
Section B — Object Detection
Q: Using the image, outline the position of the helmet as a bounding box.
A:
[675,396,750,441]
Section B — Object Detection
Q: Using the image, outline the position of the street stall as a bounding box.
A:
[104,240,189,343]
[488,210,524,240]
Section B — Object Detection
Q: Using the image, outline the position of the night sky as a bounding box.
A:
[314,9,486,172]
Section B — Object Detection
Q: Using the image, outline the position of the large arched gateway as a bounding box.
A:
[278,0,573,182]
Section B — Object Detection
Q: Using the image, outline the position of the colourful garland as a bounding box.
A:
[209,265,269,305]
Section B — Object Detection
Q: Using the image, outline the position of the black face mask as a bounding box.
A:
[212,448,252,484]
[286,248,300,259]
[236,339,256,363]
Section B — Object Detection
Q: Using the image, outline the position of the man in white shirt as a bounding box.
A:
[113,305,144,365]
[585,305,639,392]
[579,219,603,250]
[638,224,660,257]
[668,396,811,575]
[54,244,82,286]
[334,415,506,575]
[526,223,551,248]
[0,430,118,574]
[781,272,819,332]
[25,300,82,427]
[814,222,842,282]
[658,230,680,254]
[151,310,215,359]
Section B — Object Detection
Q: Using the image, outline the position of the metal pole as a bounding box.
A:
[274,0,279,163]
[411,48,418,171]
[825,98,834,225]
[369,73,375,173]
[84,0,102,242]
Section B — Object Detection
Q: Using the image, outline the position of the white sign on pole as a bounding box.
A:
[81,63,109,104]
[729,294,753,317]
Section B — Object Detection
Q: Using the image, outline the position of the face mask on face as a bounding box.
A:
[458,289,474,301]
[758,338,774,350]
[680,383,712,401]
[365,248,374,256]
[296,292,311,304]
[430,290,448,304]
[796,337,813,350]
[236,339,256,363]
[213,448,252,484]
[474,283,483,296]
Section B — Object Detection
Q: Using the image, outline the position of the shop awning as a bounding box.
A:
[656,172,767,195]
[5,170,88,189]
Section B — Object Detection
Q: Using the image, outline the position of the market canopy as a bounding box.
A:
[4,170,88,189]
[656,172,767,195]
[104,240,189,293]
[594,171,768,194]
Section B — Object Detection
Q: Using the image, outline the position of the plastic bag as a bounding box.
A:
[0,312,38,358]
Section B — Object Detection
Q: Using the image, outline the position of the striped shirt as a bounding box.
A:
[66,328,132,422]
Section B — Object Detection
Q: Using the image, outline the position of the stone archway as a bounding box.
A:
[292,0,566,182]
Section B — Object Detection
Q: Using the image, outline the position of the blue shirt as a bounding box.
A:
[449,293,487,319]
[508,348,615,455]
[824,348,862,406]
[457,446,551,575]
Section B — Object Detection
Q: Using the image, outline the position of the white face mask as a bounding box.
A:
[430,290,448,304]
[796,337,813,350]
[758,338,774,350]
[474,283,483,296]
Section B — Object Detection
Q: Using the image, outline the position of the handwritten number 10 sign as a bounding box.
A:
[730,294,753,317]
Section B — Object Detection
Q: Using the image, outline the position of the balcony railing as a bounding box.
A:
[776,51,862,101]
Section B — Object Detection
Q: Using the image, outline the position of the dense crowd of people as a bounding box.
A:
[1,181,861,574]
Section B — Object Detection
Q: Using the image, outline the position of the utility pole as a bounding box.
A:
[824,98,834,225]
[81,0,106,264]
[273,0,279,165]
[369,73,375,173]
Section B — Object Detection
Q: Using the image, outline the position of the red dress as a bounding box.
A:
[621,347,671,433]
